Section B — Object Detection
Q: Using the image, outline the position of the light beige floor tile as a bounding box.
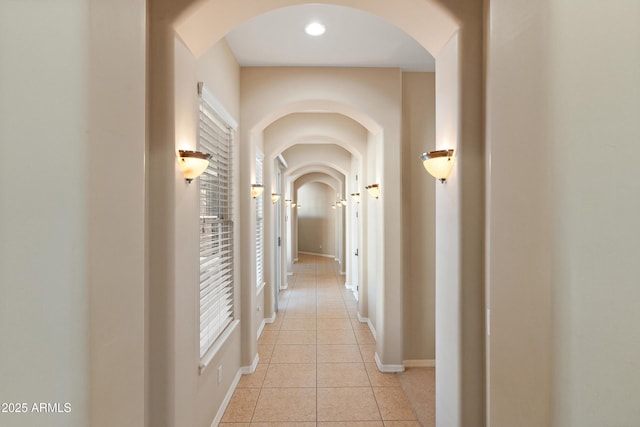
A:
[270,344,317,364]
[252,423,316,427]
[397,368,435,427]
[317,309,349,319]
[276,330,317,345]
[317,363,370,387]
[319,423,383,427]
[317,345,363,363]
[283,309,317,318]
[237,364,268,388]
[258,344,275,364]
[317,318,353,330]
[351,319,372,331]
[354,329,376,345]
[359,345,376,363]
[317,329,357,345]
[317,387,381,421]
[317,301,347,308]
[281,317,317,331]
[252,388,316,422]
[382,422,422,427]
[258,330,279,344]
[372,387,417,421]
[263,364,316,388]
[264,315,283,331]
[221,388,260,422]
[220,424,250,427]
[365,363,401,387]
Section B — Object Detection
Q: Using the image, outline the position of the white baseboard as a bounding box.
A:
[298,251,335,258]
[257,311,276,340]
[356,314,377,340]
[210,367,243,427]
[404,359,436,368]
[293,258,298,263]
[340,270,346,275]
[257,319,266,340]
[241,353,260,375]
[280,282,289,290]
[287,271,294,276]
[265,312,276,324]
[375,352,405,373]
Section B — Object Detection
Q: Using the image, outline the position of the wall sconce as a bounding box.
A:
[271,193,281,203]
[285,199,291,207]
[351,193,361,203]
[251,184,264,199]
[365,184,381,199]
[419,149,455,183]
[178,150,210,183]
[340,199,347,206]
[297,205,301,209]
[331,204,336,209]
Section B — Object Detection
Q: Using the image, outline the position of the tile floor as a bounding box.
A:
[220,254,421,426]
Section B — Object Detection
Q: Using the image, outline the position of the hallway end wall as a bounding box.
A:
[298,182,337,256]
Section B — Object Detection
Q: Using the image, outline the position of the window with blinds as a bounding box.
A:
[256,151,264,289]
[198,86,235,360]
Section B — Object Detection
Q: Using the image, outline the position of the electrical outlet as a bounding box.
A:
[217,365,223,384]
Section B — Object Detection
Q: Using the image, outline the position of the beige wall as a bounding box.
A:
[148,34,242,427]
[487,1,640,426]
[402,72,437,362]
[2,1,492,426]
[240,67,405,370]
[1,0,147,426]
[298,182,338,256]
[0,2,91,426]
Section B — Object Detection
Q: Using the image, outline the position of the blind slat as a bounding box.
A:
[199,88,235,359]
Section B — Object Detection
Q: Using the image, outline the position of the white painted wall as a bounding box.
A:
[1,1,146,426]
[487,1,640,425]
[0,2,90,426]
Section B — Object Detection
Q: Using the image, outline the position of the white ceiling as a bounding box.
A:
[225,4,435,72]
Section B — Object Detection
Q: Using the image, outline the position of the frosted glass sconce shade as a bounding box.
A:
[365,184,381,199]
[419,149,455,183]
[178,150,210,183]
[351,193,360,203]
[271,193,281,203]
[251,184,264,199]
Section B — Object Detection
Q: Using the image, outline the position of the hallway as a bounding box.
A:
[220,254,421,425]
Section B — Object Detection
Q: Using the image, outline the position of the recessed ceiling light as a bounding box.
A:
[305,22,326,36]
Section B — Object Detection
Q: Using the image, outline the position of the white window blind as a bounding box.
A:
[198,84,235,360]
[256,151,264,289]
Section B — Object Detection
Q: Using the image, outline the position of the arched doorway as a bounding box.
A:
[148,1,484,426]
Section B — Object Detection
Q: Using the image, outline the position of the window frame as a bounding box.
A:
[196,82,239,373]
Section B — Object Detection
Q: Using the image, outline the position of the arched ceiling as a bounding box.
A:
[174,0,458,59]
[264,112,367,159]
[225,4,435,72]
